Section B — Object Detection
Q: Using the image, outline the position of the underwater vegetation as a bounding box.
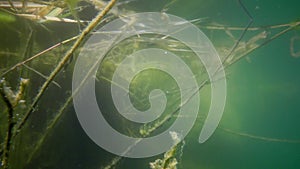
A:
[0,0,300,169]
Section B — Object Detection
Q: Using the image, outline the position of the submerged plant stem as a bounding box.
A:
[0,82,14,169]
[220,127,300,143]
[22,64,61,88]
[198,21,300,31]
[0,36,78,77]
[226,22,300,68]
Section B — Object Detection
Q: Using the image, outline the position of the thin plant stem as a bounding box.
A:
[26,91,73,163]
[6,0,17,12]
[0,36,78,77]
[198,21,300,31]
[223,0,253,63]
[22,63,61,88]
[220,127,300,143]
[226,22,300,68]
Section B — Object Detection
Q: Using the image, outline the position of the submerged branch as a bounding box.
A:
[198,21,300,31]
[0,80,14,169]
[26,91,73,163]
[0,36,78,77]
[16,14,86,23]
[0,78,28,169]
[22,64,61,88]
[226,21,300,68]
[220,127,300,143]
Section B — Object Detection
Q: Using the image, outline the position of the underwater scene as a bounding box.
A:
[0,0,300,168]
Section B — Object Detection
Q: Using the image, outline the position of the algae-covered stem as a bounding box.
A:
[0,82,13,169]
[14,0,117,135]
[0,78,29,168]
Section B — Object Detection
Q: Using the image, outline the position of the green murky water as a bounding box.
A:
[0,0,300,168]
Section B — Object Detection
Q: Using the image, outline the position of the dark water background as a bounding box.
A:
[1,0,300,169]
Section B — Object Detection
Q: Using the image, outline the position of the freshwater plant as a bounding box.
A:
[0,0,300,169]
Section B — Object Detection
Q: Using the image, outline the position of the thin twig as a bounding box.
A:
[22,64,61,88]
[198,21,300,31]
[6,0,17,12]
[0,52,18,57]
[16,14,89,23]
[0,36,78,77]
[26,90,73,163]
[226,22,300,68]
[220,127,300,143]
[223,0,253,63]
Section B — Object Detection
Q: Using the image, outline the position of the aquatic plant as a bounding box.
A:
[149,132,184,169]
[0,0,300,169]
